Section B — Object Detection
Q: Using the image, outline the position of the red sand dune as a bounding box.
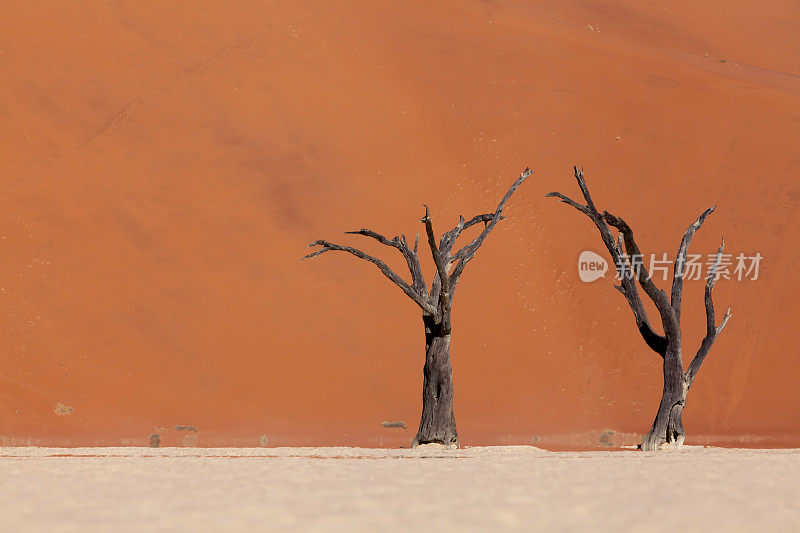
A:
[0,0,798,448]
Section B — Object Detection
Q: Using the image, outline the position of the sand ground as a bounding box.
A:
[0,446,797,532]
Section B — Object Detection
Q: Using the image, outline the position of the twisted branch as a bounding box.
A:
[686,239,732,384]
[302,239,436,315]
[303,168,532,328]
[441,214,501,257]
[671,206,716,321]
[345,228,428,295]
[449,168,532,288]
[603,212,672,320]
[422,205,452,330]
[547,167,668,356]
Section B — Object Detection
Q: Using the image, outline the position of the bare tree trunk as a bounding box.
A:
[413,316,458,448]
[642,341,688,450]
[667,400,686,446]
[304,169,530,450]
[642,388,688,450]
[548,167,731,452]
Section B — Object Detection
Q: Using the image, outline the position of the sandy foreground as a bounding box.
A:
[0,446,797,532]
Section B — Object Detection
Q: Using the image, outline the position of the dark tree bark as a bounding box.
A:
[414,315,457,447]
[547,167,731,451]
[303,169,531,448]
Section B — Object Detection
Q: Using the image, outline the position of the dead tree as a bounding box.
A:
[547,167,731,450]
[302,169,531,448]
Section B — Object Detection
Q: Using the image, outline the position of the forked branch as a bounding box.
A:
[422,205,452,331]
[671,206,716,321]
[449,168,532,287]
[345,228,428,295]
[441,214,500,258]
[427,212,506,308]
[686,239,732,384]
[303,169,532,326]
[546,167,668,356]
[603,212,672,317]
[302,239,437,315]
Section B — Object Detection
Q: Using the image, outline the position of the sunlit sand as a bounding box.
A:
[1,446,798,531]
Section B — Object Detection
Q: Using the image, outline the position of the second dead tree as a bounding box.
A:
[547,167,732,450]
[303,169,531,448]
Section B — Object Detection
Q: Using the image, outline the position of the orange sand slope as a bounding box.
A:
[0,1,798,447]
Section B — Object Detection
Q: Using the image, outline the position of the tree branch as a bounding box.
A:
[547,166,668,356]
[343,228,428,296]
[686,239,732,385]
[447,215,506,263]
[440,215,465,257]
[426,213,507,308]
[302,239,437,315]
[344,228,395,247]
[602,212,672,316]
[613,245,669,356]
[400,233,428,295]
[671,206,716,321]
[421,205,451,328]
[440,213,501,257]
[448,168,532,287]
[543,192,591,216]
